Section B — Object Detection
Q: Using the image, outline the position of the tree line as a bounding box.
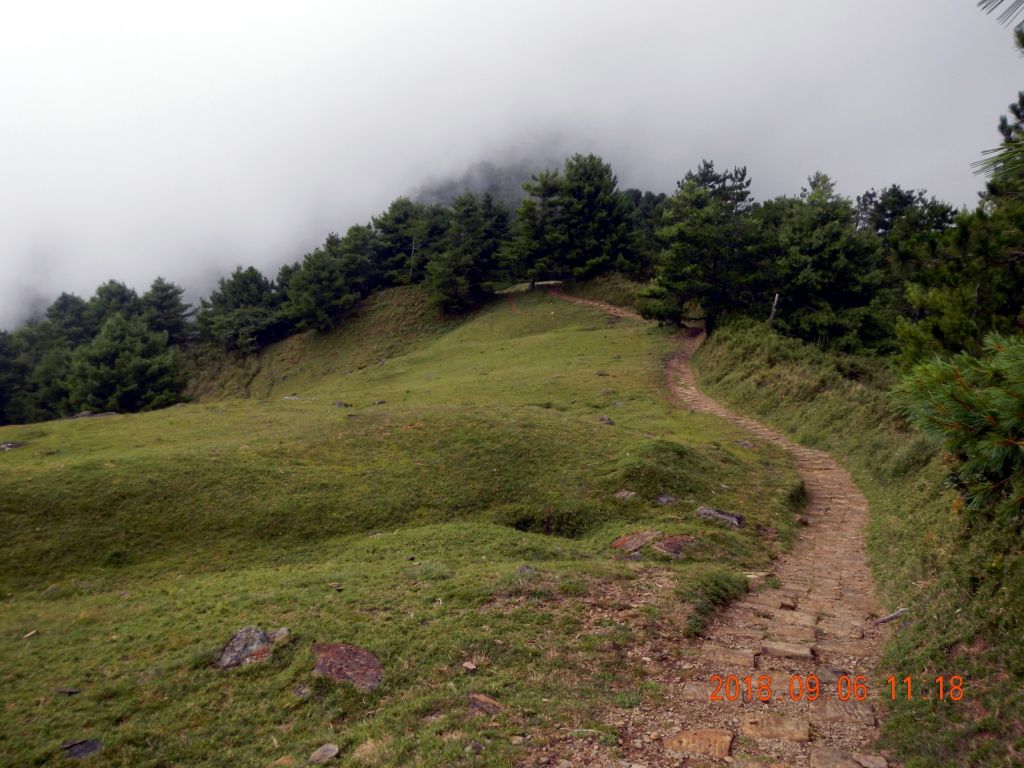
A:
[1,139,1022,425]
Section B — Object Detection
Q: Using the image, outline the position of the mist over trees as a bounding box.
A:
[2,112,1023,427]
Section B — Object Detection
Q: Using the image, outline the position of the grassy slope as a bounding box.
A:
[0,289,801,768]
[693,321,1024,768]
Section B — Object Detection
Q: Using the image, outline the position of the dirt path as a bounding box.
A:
[547,291,892,768]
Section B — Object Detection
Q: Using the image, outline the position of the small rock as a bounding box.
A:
[664,729,733,758]
[614,489,637,500]
[651,534,696,559]
[797,515,810,526]
[780,596,797,610]
[328,582,342,592]
[556,761,573,768]
[55,687,80,696]
[510,735,525,745]
[311,643,383,691]
[331,401,353,408]
[22,629,37,639]
[372,400,386,405]
[308,743,339,764]
[611,530,662,553]
[462,661,477,672]
[516,565,536,576]
[740,712,809,741]
[215,626,272,669]
[735,440,756,449]
[60,739,102,759]
[853,755,888,768]
[809,747,861,768]
[268,627,290,644]
[598,415,615,425]
[1,441,23,451]
[466,742,485,755]
[697,505,745,528]
[273,757,297,767]
[293,684,310,698]
[468,692,503,715]
[654,494,677,506]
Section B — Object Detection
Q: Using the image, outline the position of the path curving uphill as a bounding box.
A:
[551,290,893,768]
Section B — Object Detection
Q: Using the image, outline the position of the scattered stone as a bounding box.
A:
[852,754,888,768]
[696,505,745,528]
[308,743,339,764]
[55,687,80,696]
[797,515,811,526]
[614,489,637,500]
[510,736,525,745]
[735,440,756,449]
[1,442,23,451]
[60,739,102,759]
[651,534,695,559]
[760,640,814,660]
[663,729,733,758]
[273,757,297,766]
[610,530,662,553]
[283,395,300,401]
[555,760,572,768]
[654,493,677,506]
[462,661,477,672]
[215,626,289,669]
[468,692,503,715]
[466,742,485,755]
[327,582,342,592]
[22,629,37,639]
[293,684,310,698]
[809,747,861,768]
[779,596,797,610]
[740,712,810,741]
[516,565,536,576]
[311,643,382,691]
[372,400,386,405]
[598,415,615,425]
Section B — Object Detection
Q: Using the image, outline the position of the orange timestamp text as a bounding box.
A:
[708,674,964,702]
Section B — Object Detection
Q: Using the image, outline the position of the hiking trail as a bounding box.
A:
[545,290,893,768]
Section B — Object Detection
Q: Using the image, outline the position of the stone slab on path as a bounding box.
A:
[740,712,810,741]
[663,728,733,758]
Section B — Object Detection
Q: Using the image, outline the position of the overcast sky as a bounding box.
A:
[0,1,1020,329]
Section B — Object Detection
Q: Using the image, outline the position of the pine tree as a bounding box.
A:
[895,333,1024,525]
[646,160,760,332]
[67,314,187,413]
[142,277,192,346]
[427,192,509,313]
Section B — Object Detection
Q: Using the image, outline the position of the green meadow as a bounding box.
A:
[0,288,801,767]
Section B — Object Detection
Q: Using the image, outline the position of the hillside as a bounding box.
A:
[0,288,803,767]
[693,323,1024,767]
